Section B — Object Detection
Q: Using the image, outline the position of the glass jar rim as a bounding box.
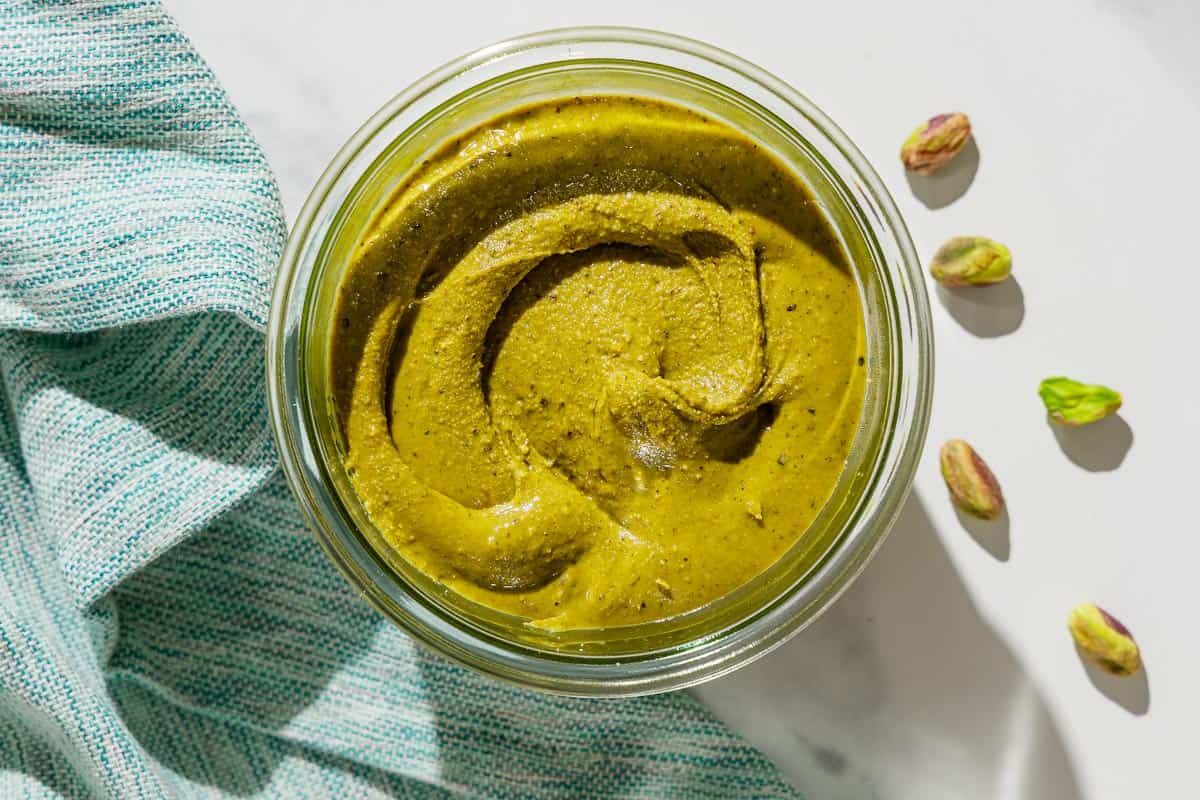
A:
[267,26,933,696]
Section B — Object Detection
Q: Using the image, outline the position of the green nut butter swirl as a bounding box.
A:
[331,96,866,630]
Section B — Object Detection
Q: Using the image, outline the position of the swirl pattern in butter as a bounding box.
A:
[331,97,865,629]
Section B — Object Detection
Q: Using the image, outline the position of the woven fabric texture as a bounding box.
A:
[0,2,801,798]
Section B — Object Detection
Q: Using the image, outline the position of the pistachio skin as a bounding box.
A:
[939,439,1004,520]
[1068,603,1141,677]
[930,236,1012,287]
[901,112,972,174]
[1038,377,1122,425]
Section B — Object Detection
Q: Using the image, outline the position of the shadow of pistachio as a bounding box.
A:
[953,504,1011,562]
[904,137,981,209]
[937,275,1026,337]
[1048,413,1134,472]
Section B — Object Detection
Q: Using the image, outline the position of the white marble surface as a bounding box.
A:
[165,0,1200,797]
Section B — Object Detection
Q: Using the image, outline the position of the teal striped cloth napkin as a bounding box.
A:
[0,2,801,797]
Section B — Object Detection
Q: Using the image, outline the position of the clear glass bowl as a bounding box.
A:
[267,27,932,696]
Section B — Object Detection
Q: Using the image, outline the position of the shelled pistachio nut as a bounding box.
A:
[939,439,1004,520]
[901,112,972,174]
[930,236,1012,287]
[1039,377,1122,425]
[1068,603,1141,677]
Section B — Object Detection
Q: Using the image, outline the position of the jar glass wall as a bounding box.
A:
[267,27,932,696]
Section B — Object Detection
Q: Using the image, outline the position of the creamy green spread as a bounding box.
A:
[330,96,865,629]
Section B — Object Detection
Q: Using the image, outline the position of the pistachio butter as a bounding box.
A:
[330,96,865,630]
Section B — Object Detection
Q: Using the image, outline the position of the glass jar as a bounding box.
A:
[267,27,932,696]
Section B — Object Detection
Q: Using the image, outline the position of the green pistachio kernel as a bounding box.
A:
[900,112,972,174]
[1039,377,1122,426]
[1068,603,1141,677]
[939,439,1004,520]
[930,236,1012,287]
